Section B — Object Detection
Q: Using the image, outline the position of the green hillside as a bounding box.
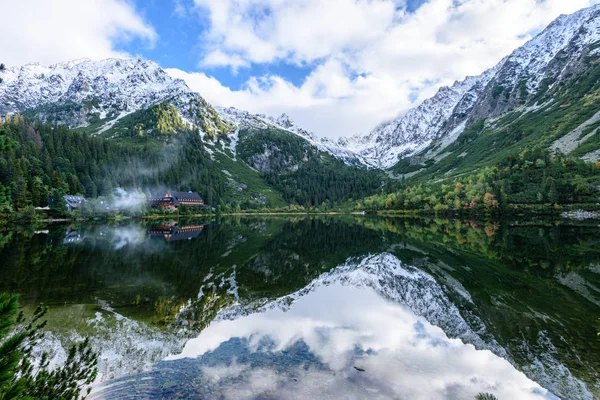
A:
[0,112,381,215]
[361,52,600,213]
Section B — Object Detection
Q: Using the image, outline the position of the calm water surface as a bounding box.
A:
[1,216,599,399]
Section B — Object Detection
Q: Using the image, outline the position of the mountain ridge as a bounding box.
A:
[0,57,364,166]
[2,5,600,213]
[3,5,600,171]
[339,4,600,169]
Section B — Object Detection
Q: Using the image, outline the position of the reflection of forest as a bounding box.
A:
[361,216,600,272]
[2,217,599,308]
[359,216,600,397]
[0,216,599,395]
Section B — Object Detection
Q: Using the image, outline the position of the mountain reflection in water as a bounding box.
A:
[92,284,553,400]
[0,217,599,399]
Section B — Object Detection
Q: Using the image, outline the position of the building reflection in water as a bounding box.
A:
[63,230,84,244]
[149,222,206,242]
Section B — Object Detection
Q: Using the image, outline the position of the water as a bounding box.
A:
[1,216,599,399]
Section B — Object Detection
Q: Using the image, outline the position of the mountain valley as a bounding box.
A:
[1,6,600,214]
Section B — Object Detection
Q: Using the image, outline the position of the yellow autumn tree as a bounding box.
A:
[483,192,498,208]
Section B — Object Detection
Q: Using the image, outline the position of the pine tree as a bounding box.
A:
[0,293,98,399]
[545,176,559,204]
[0,128,16,153]
[0,294,28,398]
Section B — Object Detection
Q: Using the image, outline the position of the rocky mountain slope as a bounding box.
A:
[341,4,600,169]
[0,58,227,137]
[218,107,369,166]
[0,58,383,209]
[0,57,361,165]
[3,4,600,182]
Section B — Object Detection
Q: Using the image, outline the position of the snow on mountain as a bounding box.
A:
[340,4,600,169]
[498,5,600,91]
[217,106,372,166]
[4,5,600,171]
[0,57,369,165]
[340,64,503,169]
[0,58,190,118]
[0,57,236,139]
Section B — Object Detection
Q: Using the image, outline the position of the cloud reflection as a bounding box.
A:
[171,284,557,400]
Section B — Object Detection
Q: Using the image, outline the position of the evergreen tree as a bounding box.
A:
[0,293,98,399]
[0,128,16,153]
[0,294,28,398]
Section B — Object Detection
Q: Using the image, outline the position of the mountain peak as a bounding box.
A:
[51,57,93,68]
[275,113,294,128]
[339,4,600,169]
[0,57,192,118]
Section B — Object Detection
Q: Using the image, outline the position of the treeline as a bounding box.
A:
[0,115,228,213]
[359,147,600,213]
[0,116,383,216]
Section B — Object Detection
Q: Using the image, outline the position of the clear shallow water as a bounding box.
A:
[1,217,599,399]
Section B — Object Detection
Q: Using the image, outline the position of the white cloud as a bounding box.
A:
[0,0,156,66]
[173,0,188,17]
[172,0,596,139]
[192,0,397,67]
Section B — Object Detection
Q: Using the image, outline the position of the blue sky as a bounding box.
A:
[121,0,428,91]
[2,0,598,138]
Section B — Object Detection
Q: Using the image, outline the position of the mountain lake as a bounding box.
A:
[1,216,599,399]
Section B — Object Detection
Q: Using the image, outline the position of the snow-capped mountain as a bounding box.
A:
[341,4,600,169]
[0,57,363,165]
[0,58,188,115]
[218,106,371,166]
[4,5,600,172]
[340,64,504,169]
[0,57,239,139]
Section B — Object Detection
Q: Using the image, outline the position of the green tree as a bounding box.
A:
[0,128,16,153]
[545,177,559,204]
[0,293,98,399]
[48,188,67,216]
[0,184,12,212]
[30,177,48,207]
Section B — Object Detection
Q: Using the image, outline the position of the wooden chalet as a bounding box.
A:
[148,191,205,211]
